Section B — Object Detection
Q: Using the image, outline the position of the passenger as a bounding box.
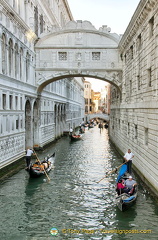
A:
[43,162,48,169]
[125,176,137,195]
[116,179,125,195]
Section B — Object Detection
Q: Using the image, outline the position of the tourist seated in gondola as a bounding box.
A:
[116,179,126,195]
[42,157,50,169]
[125,176,137,195]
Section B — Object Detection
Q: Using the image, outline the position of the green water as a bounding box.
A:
[0,127,158,240]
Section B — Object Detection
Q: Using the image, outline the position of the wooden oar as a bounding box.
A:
[34,151,50,181]
[96,162,125,184]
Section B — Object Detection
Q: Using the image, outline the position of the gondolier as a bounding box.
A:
[124,149,134,174]
[25,148,34,169]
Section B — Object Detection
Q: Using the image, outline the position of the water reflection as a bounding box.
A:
[0,127,158,239]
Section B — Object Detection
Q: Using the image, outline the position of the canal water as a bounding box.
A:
[0,127,158,240]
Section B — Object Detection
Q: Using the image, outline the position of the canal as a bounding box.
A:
[1,126,158,240]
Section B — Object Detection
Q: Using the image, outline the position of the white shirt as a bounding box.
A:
[124,152,134,161]
[26,149,33,156]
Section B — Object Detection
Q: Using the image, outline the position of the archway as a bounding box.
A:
[25,100,32,148]
[33,101,39,148]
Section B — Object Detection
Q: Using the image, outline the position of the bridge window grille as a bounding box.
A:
[58,52,67,61]
[92,52,100,60]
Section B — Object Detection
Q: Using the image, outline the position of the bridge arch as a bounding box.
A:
[35,20,123,94]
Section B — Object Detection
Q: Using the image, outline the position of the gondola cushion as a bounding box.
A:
[123,196,135,202]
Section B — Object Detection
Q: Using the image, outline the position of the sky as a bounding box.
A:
[67,0,140,91]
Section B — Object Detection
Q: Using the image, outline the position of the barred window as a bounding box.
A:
[92,52,100,60]
[58,52,67,61]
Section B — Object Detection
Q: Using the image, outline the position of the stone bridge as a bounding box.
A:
[85,113,109,122]
[35,20,123,94]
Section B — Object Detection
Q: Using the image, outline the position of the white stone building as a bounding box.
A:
[84,80,93,114]
[0,0,84,169]
[110,0,158,195]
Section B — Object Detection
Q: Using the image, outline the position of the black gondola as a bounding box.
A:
[115,164,138,211]
[70,134,82,141]
[26,152,55,178]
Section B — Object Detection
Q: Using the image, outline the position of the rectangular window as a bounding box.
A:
[15,96,18,110]
[58,52,67,61]
[149,16,154,38]
[9,95,13,109]
[16,118,19,130]
[92,52,100,60]
[137,75,140,90]
[130,80,132,96]
[137,34,142,51]
[85,98,88,104]
[20,97,22,110]
[145,128,148,145]
[2,94,6,110]
[124,54,127,64]
[130,45,133,59]
[135,125,138,139]
[128,123,130,136]
[147,68,152,87]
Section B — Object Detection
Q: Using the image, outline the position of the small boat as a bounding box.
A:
[70,134,82,141]
[26,152,55,178]
[115,164,138,211]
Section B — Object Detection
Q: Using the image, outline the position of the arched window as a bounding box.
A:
[34,6,38,36]
[26,51,30,82]
[14,43,18,78]
[8,38,13,76]
[40,14,44,33]
[2,33,6,74]
[19,47,23,80]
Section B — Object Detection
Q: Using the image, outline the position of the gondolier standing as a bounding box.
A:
[26,148,34,169]
[124,149,134,174]
[69,127,73,136]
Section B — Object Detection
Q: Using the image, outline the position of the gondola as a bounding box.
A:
[70,134,82,141]
[115,164,138,211]
[26,152,55,178]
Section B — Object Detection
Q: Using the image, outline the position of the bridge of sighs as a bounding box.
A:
[35,20,123,94]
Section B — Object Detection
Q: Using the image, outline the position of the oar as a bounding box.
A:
[96,162,125,184]
[34,151,50,181]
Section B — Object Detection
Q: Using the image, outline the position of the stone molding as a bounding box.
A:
[119,0,157,50]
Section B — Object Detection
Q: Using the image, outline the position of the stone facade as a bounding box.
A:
[110,0,158,194]
[84,80,93,114]
[0,0,84,169]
